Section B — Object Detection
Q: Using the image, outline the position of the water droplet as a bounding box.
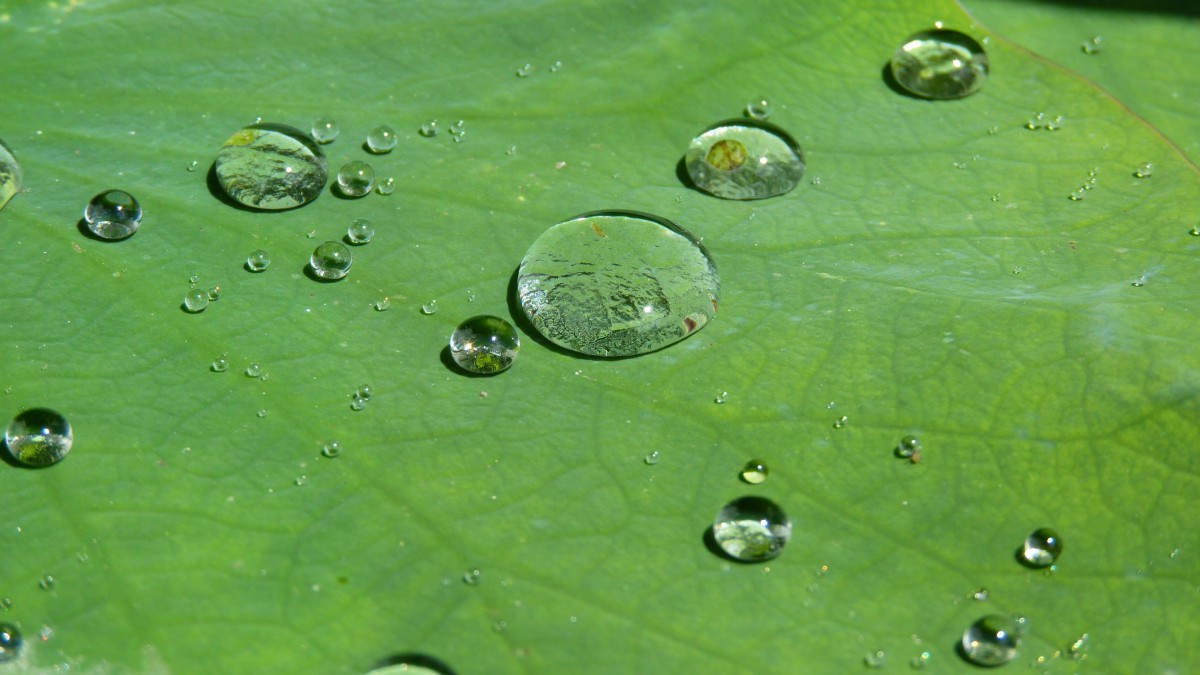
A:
[1021,527,1063,567]
[350,397,368,412]
[84,189,143,240]
[896,435,921,458]
[373,296,392,311]
[833,415,848,429]
[506,145,517,156]
[0,622,21,663]
[5,408,73,467]
[309,241,352,280]
[311,117,339,144]
[0,139,23,212]
[214,123,327,210]
[38,574,55,591]
[246,363,263,378]
[294,474,307,486]
[356,384,373,401]
[910,651,931,669]
[188,273,201,286]
[466,290,477,303]
[973,587,990,601]
[1067,632,1090,660]
[1131,275,1146,287]
[1134,162,1154,178]
[321,441,342,458]
[1046,115,1063,131]
[183,288,209,313]
[1069,187,1086,201]
[493,620,508,633]
[515,63,533,77]
[643,451,660,465]
[517,211,720,357]
[744,96,773,120]
[211,357,229,372]
[864,650,887,669]
[1,597,12,610]
[421,300,439,315]
[449,315,520,375]
[684,120,805,200]
[337,160,375,197]
[463,568,482,585]
[990,192,1001,202]
[714,391,729,404]
[346,218,375,245]
[740,459,768,484]
[1026,112,1045,130]
[256,409,268,418]
[712,496,791,562]
[890,28,989,99]
[961,615,1020,666]
[376,177,396,195]
[1189,227,1200,236]
[1081,36,1103,55]
[366,125,398,154]
[419,119,439,137]
[307,229,317,238]
[207,286,222,302]
[549,60,563,73]
[187,160,199,172]
[246,249,271,272]
[987,125,1000,135]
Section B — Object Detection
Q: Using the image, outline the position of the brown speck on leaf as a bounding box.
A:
[1069,240,1077,250]
[590,222,607,238]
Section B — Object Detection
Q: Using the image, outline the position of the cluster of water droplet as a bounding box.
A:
[350,384,373,411]
[1025,112,1064,131]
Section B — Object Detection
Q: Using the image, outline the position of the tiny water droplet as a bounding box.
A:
[356,384,373,401]
[373,296,392,311]
[311,117,339,144]
[294,475,307,487]
[1081,36,1103,55]
[1067,632,1090,659]
[973,587,990,601]
[1069,187,1086,201]
[960,615,1020,667]
[1189,226,1200,236]
[910,651,931,669]
[990,192,1001,202]
[188,273,200,286]
[549,60,563,73]
[419,119,439,137]
[0,622,21,663]
[449,315,520,374]
[306,229,317,239]
[84,189,143,240]
[740,459,768,484]
[493,620,508,632]
[346,218,375,245]
[211,357,229,372]
[712,496,791,562]
[714,391,729,404]
[246,363,263,378]
[463,568,482,585]
[0,597,11,611]
[246,249,271,272]
[1021,527,1063,567]
[310,241,352,280]
[5,408,73,467]
[890,28,989,99]
[744,96,773,120]
[256,409,268,418]
[515,63,533,77]
[643,451,660,465]
[38,625,52,642]
[1046,115,1063,131]
[187,160,198,172]
[259,372,270,382]
[337,161,375,197]
[685,120,805,200]
[1025,112,1045,130]
[864,650,887,669]
[833,415,848,429]
[466,290,476,302]
[506,145,517,156]
[321,441,342,458]
[896,435,921,458]
[421,300,439,315]
[376,177,396,195]
[1133,162,1154,178]
[365,125,397,154]
[350,397,368,412]
[38,574,55,591]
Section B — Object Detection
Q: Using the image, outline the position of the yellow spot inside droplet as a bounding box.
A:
[706,139,748,171]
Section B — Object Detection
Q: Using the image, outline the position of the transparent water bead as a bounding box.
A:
[960,615,1020,667]
[5,407,73,467]
[0,622,20,663]
[246,362,263,378]
[684,119,805,200]
[643,451,660,465]
[1021,527,1063,567]
[214,123,328,210]
[84,189,143,240]
[419,119,439,137]
[183,288,209,313]
[347,218,375,244]
[890,28,989,100]
[246,249,270,272]
[740,460,768,484]
[337,160,375,197]
[517,210,720,357]
[376,177,396,195]
[1134,162,1154,178]
[311,117,339,144]
[896,435,921,458]
[211,357,229,372]
[321,441,342,458]
[744,97,773,120]
[310,241,352,280]
[366,125,398,154]
[1081,36,1103,55]
[421,300,439,315]
[0,139,22,211]
[712,496,792,562]
[449,315,521,374]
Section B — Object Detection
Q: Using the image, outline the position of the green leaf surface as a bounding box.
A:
[2,0,1198,672]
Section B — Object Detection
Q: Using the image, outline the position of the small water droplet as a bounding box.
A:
[910,651,931,669]
[182,288,209,313]
[466,290,477,302]
[744,96,773,120]
[896,435,921,458]
[1131,275,1146,287]
[833,415,848,429]
[188,273,200,286]
[365,125,397,154]
[463,568,482,585]
[684,120,805,200]
[346,218,375,245]
[38,625,52,642]
[1081,35,1103,55]
[5,408,73,467]
[643,451,660,465]
[890,28,989,99]
[1026,112,1045,130]
[311,117,339,144]
[356,384,373,401]
[84,189,143,240]
[421,300,439,315]
[419,119,439,137]
[864,650,887,669]
[1188,227,1200,236]
[376,177,396,195]
[246,249,271,272]
[1021,527,1063,567]
[493,620,508,632]
[1046,115,1063,131]
[0,621,22,663]
[1133,161,1154,178]
[1067,632,1090,660]
[973,587,990,601]
[211,357,229,372]
[187,160,199,172]
[549,60,563,73]
[714,391,729,404]
[38,574,55,591]
[712,496,791,562]
[337,160,375,197]
[740,459,768,484]
[515,63,533,77]
[321,441,342,458]
[1069,187,1086,201]
[306,229,317,239]
[215,123,327,210]
[310,241,352,280]
[294,474,307,487]
[246,362,263,378]
[960,615,1020,667]
[990,192,1001,202]
[449,316,521,374]
[506,145,517,156]
[0,597,11,611]
[256,409,268,418]
[373,296,392,311]
[987,124,1000,135]
[350,397,368,412]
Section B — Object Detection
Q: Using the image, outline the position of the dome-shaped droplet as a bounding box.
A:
[517,210,720,357]
[684,119,805,200]
[245,249,271,272]
[449,315,520,374]
[740,460,769,484]
[337,160,375,197]
[0,139,22,212]
[347,218,375,245]
[0,622,21,663]
[1021,527,1062,568]
[5,408,73,467]
[84,190,143,240]
[712,496,791,562]
[214,123,328,210]
[890,29,989,100]
[309,241,352,280]
[310,117,339,144]
[183,288,209,313]
[960,615,1020,667]
[366,125,398,154]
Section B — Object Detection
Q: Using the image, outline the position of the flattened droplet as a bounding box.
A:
[214,123,328,210]
[890,28,989,100]
[684,119,805,200]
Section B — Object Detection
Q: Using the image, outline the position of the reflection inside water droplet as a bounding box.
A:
[890,28,989,99]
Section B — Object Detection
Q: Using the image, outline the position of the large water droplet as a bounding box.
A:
[310,117,339,144]
[517,210,720,357]
[712,496,792,562]
[84,190,143,240]
[890,28,989,99]
[0,622,21,663]
[214,123,327,210]
[366,125,398,154]
[960,615,1020,667]
[0,139,23,211]
[245,249,271,272]
[5,408,73,467]
[1021,527,1062,567]
[684,120,805,200]
[309,241,352,280]
[449,315,520,374]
